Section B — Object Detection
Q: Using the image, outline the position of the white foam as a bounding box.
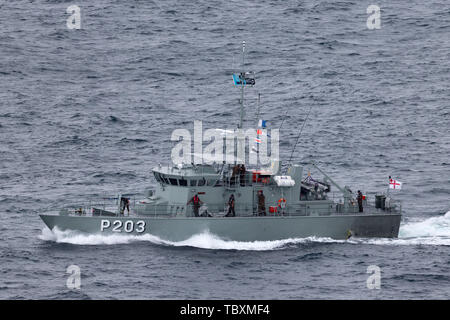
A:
[39,226,169,246]
[39,227,343,250]
[393,210,450,246]
[170,232,345,250]
[39,211,450,249]
[399,211,450,238]
[347,210,450,246]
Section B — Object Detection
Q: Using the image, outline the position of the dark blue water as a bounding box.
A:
[1,0,449,299]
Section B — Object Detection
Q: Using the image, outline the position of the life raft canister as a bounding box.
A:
[277,198,287,209]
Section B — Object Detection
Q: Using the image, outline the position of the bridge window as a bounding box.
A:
[169,178,178,186]
[190,180,197,186]
[179,178,187,186]
[198,178,206,186]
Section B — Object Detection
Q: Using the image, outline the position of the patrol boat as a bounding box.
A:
[39,43,402,242]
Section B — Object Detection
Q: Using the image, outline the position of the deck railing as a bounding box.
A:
[59,190,401,218]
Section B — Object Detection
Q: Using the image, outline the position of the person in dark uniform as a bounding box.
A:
[257,190,266,216]
[120,197,130,215]
[314,182,319,200]
[231,165,240,185]
[357,190,363,213]
[187,193,203,217]
[239,164,246,186]
[225,194,235,217]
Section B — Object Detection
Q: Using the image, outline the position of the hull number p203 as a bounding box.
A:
[100,220,146,233]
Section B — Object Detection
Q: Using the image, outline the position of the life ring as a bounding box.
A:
[277,198,287,209]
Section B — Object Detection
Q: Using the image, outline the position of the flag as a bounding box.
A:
[258,120,267,128]
[389,178,402,190]
[252,121,269,154]
[252,128,265,153]
[232,72,255,86]
[232,74,241,85]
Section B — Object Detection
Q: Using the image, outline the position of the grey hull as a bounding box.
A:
[39,213,401,242]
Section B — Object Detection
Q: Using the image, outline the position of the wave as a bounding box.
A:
[39,227,342,250]
[39,227,168,246]
[39,211,450,249]
[348,211,450,246]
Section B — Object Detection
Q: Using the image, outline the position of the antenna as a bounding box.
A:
[278,108,289,131]
[286,104,313,171]
[256,93,261,122]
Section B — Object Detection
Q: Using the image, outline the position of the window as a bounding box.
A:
[169,178,178,186]
[198,178,206,186]
[154,172,161,182]
[190,180,197,187]
[179,178,187,186]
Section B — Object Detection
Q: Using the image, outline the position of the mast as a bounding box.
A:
[231,41,255,165]
[239,40,245,129]
[256,93,261,123]
[233,40,254,129]
[255,92,261,171]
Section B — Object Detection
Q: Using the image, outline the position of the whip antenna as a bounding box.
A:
[286,104,313,170]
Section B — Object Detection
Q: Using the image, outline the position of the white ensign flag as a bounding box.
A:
[389,178,402,190]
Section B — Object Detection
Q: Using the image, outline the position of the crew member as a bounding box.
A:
[240,164,246,186]
[357,190,363,213]
[314,182,319,200]
[187,193,203,217]
[121,197,130,215]
[225,194,235,217]
[231,165,240,185]
[257,190,266,216]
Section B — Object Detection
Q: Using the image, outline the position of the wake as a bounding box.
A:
[39,227,340,250]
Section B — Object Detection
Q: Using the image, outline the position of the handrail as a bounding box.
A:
[60,189,401,218]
